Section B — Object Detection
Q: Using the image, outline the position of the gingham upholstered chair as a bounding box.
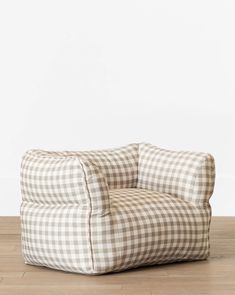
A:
[20,143,215,274]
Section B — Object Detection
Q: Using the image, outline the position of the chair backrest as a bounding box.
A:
[75,143,139,189]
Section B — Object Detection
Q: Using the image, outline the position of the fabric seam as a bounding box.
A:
[192,156,211,208]
[136,143,140,188]
[78,158,95,273]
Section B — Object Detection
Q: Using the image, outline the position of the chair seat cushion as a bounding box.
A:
[93,188,211,273]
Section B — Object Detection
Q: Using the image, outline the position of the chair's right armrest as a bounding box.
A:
[137,143,215,206]
[21,150,110,215]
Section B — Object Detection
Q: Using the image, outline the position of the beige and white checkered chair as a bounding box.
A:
[20,143,215,274]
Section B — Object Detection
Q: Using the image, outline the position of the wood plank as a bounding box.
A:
[0,272,24,278]
[0,286,141,295]
[0,217,20,234]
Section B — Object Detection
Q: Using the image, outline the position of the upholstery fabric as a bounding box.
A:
[137,143,215,206]
[20,143,215,274]
[21,150,110,213]
[66,143,138,189]
[91,189,211,273]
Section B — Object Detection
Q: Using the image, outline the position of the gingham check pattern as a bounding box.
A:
[89,189,211,274]
[21,150,110,273]
[75,143,138,189]
[137,143,215,206]
[21,143,215,274]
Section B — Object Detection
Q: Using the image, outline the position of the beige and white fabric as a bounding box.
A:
[137,143,215,206]
[20,143,215,274]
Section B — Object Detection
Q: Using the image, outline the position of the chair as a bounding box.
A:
[20,143,215,274]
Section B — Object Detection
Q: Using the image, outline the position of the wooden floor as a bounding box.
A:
[0,217,234,295]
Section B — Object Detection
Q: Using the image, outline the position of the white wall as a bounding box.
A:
[0,0,234,215]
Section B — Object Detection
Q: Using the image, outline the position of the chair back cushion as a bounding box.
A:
[76,143,138,189]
